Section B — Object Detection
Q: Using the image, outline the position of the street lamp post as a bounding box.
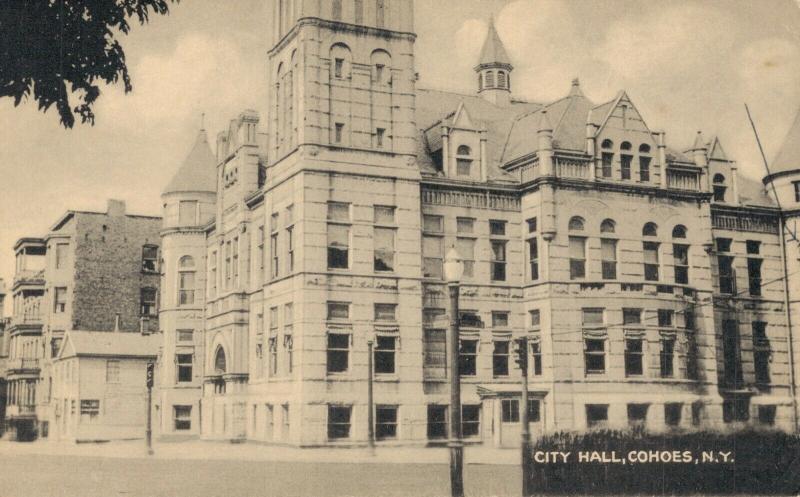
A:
[444,248,465,497]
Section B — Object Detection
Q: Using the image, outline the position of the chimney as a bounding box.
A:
[114,313,121,332]
[107,199,126,217]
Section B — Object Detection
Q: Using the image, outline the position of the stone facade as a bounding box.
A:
[154,0,800,447]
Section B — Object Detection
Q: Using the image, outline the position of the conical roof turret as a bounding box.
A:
[770,108,800,176]
[163,129,218,195]
[476,16,513,70]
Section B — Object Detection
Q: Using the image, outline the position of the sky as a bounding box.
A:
[1,0,800,314]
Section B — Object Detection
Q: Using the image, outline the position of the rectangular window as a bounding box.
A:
[601,153,613,178]
[718,255,734,294]
[179,271,195,306]
[569,236,586,279]
[80,399,100,416]
[374,227,395,272]
[176,354,193,383]
[643,242,660,281]
[286,209,294,274]
[529,309,541,328]
[754,349,770,384]
[582,308,604,326]
[491,241,507,281]
[423,329,447,379]
[492,312,509,328]
[623,308,642,325]
[673,244,689,284]
[584,339,605,374]
[327,302,350,320]
[334,122,344,143]
[55,243,69,269]
[376,128,385,148]
[586,404,609,428]
[232,237,239,288]
[209,250,217,296]
[327,333,349,373]
[140,287,157,316]
[794,181,800,202]
[489,220,506,236]
[327,405,351,439]
[626,403,648,427]
[459,339,477,376]
[723,398,750,423]
[457,217,474,234]
[375,405,397,440]
[493,341,510,377]
[423,214,443,233]
[106,360,120,383]
[374,303,396,321]
[54,287,67,313]
[625,338,643,376]
[423,235,443,279]
[374,336,396,374]
[327,202,350,270]
[174,406,192,431]
[501,399,519,423]
[660,338,675,377]
[456,238,475,278]
[527,399,542,422]
[374,205,395,224]
[178,200,197,225]
[530,342,543,376]
[722,319,743,387]
[427,405,448,439]
[528,236,539,280]
[456,158,471,177]
[758,405,776,425]
[620,154,632,180]
[142,245,158,273]
[713,185,727,202]
[639,156,651,182]
[658,309,674,327]
[374,64,384,83]
[747,258,762,297]
[601,238,617,279]
[462,405,480,438]
[225,240,232,287]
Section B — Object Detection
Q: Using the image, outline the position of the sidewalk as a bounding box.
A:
[0,438,520,466]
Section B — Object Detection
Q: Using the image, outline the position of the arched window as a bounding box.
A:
[639,144,651,154]
[330,43,352,80]
[621,141,632,151]
[214,347,227,374]
[639,144,652,182]
[601,139,613,149]
[371,49,391,85]
[672,225,687,239]
[568,216,585,231]
[456,145,472,177]
[672,225,689,284]
[620,142,633,179]
[712,174,726,202]
[600,219,616,233]
[275,62,284,147]
[643,222,658,237]
[497,71,506,89]
[485,71,495,88]
[178,256,195,306]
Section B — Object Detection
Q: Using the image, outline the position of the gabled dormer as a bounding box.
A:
[705,135,739,204]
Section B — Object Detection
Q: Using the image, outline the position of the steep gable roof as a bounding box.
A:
[770,108,800,175]
[163,129,218,195]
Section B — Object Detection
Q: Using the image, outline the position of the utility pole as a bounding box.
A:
[146,361,154,456]
[444,247,465,497]
[516,337,533,497]
[367,338,375,455]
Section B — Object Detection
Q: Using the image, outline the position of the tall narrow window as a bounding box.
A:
[54,287,67,313]
[672,224,689,284]
[713,174,727,202]
[423,235,443,279]
[601,139,614,178]
[327,202,350,270]
[722,319,743,388]
[142,245,158,273]
[257,226,265,282]
[569,237,586,279]
[375,336,397,374]
[717,238,734,295]
[376,128,385,149]
[456,238,475,278]
[584,339,605,374]
[225,240,232,288]
[327,405,351,439]
[286,206,294,274]
[643,242,660,281]
[753,321,770,384]
[140,287,157,316]
[176,354,193,383]
[375,405,397,440]
[660,338,675,377]
[639,144,651,182]
[625,338,643,376]
[232,237,239,288]
[284,304,294,373]
[427,405,448,439]
[620,154,632,180]
[527,217,539,281]
[747,240,762,297]
[601,238,617,279]
[327,333,350,373]
[492,341,510,377]
[334,59,344,79]
[208,250,217,297]
[530,341,542,376]
[459,339,477,376]
[335,122,344,143]
[794,181,800,202]
[424,328,447,379]
[456,146,472,177]
[491,241,507,281]
[178,256,195,306]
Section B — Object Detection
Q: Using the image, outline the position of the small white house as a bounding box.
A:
[50,330,159,442]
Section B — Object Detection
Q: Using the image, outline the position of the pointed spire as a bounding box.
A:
[569,78,584,97]
[770,108,800,175]
[476,15,512,69]
[163,128,218,195]
[692,130,706,150]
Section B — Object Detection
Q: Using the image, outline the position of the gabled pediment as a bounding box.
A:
[596,91,652,135]
[452,102,476,130]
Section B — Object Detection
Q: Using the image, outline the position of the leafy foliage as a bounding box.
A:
[0,0,178,128]
[529,429,800,495]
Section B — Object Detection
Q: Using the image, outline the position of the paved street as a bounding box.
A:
[0,450,520,497]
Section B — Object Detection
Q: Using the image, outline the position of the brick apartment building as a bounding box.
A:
[150,0,800,448]
[3,200,161,441]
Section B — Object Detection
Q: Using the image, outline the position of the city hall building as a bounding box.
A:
[155,0,800,447]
